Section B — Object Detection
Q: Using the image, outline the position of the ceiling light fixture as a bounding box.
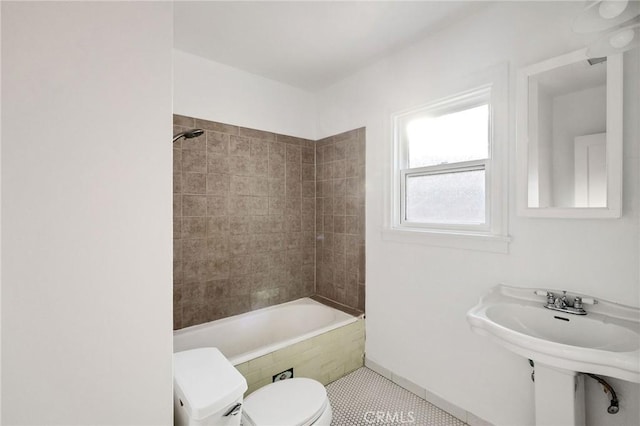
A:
[573,0,640,33]
[587,22,640,56]
[599,0,629,19]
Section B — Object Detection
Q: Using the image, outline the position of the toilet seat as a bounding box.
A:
[242,378,329,426]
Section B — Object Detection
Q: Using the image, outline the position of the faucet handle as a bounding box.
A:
[574,297,583,309]
[534,290,555,304]
[573,296,597,311]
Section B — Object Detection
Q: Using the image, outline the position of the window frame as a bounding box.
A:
[400,159,490,232]
[387,68,510,253]
[397,88,492,232]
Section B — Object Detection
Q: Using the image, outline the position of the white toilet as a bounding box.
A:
[174,347,332,426]
[241,377,332,426]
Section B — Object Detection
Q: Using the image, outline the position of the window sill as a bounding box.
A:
[381,227,511,254]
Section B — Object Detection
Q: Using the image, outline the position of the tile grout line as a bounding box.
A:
[327,367,468,426]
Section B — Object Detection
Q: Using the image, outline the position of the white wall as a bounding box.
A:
[1,2,173,424]
[316,2,639,426]
[173,49,317,139]
[0,2,3,421]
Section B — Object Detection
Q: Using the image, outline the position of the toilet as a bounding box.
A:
[241,377,332,426]
[174,347,247,426]
[174,347,332,426]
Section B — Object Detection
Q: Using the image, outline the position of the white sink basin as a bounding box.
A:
[467,285,640,383]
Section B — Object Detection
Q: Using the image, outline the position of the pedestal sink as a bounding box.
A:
[467,285,640,426]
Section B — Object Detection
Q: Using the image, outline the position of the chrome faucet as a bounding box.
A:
[534,290,597,315]
[554,291,568,309]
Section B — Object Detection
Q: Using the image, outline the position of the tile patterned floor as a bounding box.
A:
[326,368,467,426]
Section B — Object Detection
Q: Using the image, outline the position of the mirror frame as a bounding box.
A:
[516,48,623,218]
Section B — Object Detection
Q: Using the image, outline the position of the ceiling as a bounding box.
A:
[173,1,488,91]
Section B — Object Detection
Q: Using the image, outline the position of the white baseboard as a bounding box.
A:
[364,357,492,426]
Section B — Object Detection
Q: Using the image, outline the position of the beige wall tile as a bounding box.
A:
[195,118,239,135]
[183,173,206,194]
[239,126,275,141]
[237,320,365,394]
[182,149,206,173]
[229,135,252,157]
[174,114,195,127]
[182,195,207,217]
[174,114,365,329]
[206,131,229,156]
[315,128,365,312]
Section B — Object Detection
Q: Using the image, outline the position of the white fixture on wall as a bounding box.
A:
[573,1,640,57]
[588,22,640,56]
[467,285,640,426]
[573,0,639,33]
[516,48,624,218]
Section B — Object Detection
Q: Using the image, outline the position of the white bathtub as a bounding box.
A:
[173,297,359,365]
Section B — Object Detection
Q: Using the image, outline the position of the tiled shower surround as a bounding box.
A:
[173,114,365,329]
[315,130,366,310]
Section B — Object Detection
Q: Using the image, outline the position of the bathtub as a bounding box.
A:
[174,297,365,393]
[174,297,359,364]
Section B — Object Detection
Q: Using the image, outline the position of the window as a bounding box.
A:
[389,81,509,252]
[398,89,491,231]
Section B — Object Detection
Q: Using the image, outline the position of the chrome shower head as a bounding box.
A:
[172,128,204,143]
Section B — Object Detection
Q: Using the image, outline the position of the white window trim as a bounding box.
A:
[384,64,511,254]
[400,159,489,232]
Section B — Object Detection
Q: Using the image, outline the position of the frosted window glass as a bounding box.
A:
[407,105,489,168]
[406,170,486,224]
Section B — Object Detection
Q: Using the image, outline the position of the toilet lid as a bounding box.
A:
[243,378,328,426]
[174,348,247,420]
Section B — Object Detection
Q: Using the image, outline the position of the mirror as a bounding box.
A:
[517,49,623,218]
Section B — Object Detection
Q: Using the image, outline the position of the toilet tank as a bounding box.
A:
[174,348,248,426]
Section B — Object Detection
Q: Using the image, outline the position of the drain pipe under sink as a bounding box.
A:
[528,359,619,415]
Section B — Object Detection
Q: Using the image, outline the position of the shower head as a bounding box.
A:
[172,128,204,143]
